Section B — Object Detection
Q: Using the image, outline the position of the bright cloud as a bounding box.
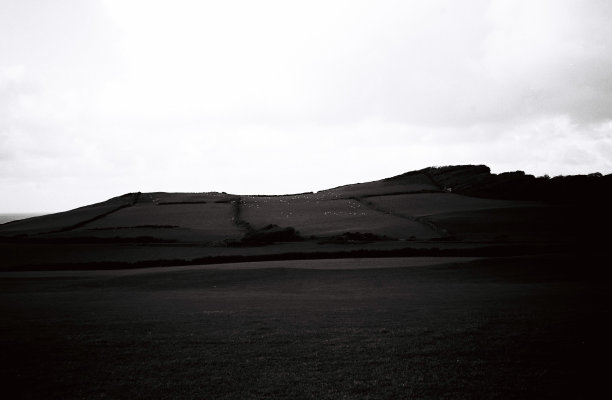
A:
[1,0,611,212]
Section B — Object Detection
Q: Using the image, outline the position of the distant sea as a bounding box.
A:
[0,213,46,224]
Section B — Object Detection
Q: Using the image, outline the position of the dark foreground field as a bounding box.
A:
[1,255,610,399]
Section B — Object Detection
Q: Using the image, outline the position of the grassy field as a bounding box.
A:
[1,170,589,247]
[0,194,134,236]
[1,255,609,399]
[241,196,438,239]
[364,193,536,217]
[74,193,242,242]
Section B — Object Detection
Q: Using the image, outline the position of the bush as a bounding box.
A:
[240,224,303,244]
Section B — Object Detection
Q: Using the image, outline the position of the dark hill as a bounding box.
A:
[1,165,610,270]
[388,165,612,203]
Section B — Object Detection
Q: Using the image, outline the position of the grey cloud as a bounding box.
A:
[1,0,612,212]
[284,1,612,129]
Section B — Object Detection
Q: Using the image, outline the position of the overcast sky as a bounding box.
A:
[1,0,611,212]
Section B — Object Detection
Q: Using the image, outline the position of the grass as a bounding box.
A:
[241,197,436,238]
[78,202,244,242]
[365,192,535,218]
[1,255,609,399]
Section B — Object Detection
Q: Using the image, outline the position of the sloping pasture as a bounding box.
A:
[241,196,438,239]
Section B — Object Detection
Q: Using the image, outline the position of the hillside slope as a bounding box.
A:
[1,165,610,269]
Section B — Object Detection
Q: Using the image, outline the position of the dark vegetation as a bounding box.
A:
[318,231,391,244]
[88,225,180,230]
[0,242,592,272]
[387,165,612,203]
[157,201,208,205]
[0,235,174,244]
[237,224,303,245]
